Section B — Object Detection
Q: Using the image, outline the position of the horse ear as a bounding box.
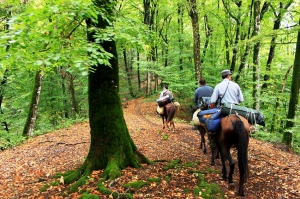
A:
[190,105,193,109]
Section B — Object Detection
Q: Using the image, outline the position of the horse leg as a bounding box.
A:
[210,145,217,165]
[170,120,175,132]
[223,151,235,183]
[217,142,228,180]
[198,126,207,153]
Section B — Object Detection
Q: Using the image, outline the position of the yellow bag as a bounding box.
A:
[156,106,164,115]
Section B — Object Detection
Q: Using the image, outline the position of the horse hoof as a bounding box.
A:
[203,149,207,153]
[211,162,215,166]
[238,192,245,196]
[228,183,235,190]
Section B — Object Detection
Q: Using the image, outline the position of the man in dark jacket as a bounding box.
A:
[194,78,214,107]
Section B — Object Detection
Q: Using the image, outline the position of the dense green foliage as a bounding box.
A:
[0,0,299,153]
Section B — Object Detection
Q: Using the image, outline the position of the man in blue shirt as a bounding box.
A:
[194,78,214,107]
[210,69,244,108]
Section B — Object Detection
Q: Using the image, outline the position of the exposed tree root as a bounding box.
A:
[54,149,152,194]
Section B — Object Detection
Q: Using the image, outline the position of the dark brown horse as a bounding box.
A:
[192,99,252,196]
[215,114,250,196]
[160,103,176,132]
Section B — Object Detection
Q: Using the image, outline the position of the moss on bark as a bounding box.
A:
[56,0,152,193]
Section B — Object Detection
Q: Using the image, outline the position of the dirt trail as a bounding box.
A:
[0,98,299,198]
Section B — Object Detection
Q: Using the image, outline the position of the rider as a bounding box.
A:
[194,78,214,107]
[159,85,173,99]
[208,69,244,147]
[210,69,244,108]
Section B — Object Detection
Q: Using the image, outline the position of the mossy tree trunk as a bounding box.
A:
[62,0,151,192]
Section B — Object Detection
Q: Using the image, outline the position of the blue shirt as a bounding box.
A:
[210,79,244,105]
[194,85,214,105]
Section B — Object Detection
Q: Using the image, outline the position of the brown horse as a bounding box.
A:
[214,114,250,196]
[160,103,176,132]
[193,99,252,196]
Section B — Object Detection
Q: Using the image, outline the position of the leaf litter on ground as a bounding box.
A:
[0,98,299,198]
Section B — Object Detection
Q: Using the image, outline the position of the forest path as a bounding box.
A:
[0,98,299,198]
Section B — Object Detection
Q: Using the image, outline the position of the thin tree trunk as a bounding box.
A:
[137,52,141,92]
[263,1,293,89]
[202,14,212,64]
[66,71,78,117]
[189,0,201,80]
[270,65,293,133]
[178,3,183,70]
[22,70,43,136]
[144,0,156,96]
[236,1,254,83]
[123,49,135,97]
[252,0,261,110]
[283,17,300,146]
[0,69,9,133]
[1,11,12,133]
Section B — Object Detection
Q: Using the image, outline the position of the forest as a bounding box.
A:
[0,0,300,198]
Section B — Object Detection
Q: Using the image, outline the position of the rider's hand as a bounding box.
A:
[210,103,216,108]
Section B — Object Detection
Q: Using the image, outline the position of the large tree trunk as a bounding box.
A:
[189,0,201,80]
[283,17,300,146]
[62,0,150,192]
[22,70,43,136]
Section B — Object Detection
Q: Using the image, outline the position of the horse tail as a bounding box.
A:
[234,120,249,183]
[167,104,176,122]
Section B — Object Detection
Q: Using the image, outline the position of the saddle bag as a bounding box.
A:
[192,108,201,126]
[197,108,222,132]
[156,95,173,107]
[156,106,164,115]
[221,103,263,125]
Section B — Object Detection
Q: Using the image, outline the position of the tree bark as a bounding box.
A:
[22,70,43,136]
[0,69,9,133]
[61,0,151,192]
[123,49,135,97]
[222,0,242,72]
[178,3,183,71]
[202,14,212,64]
[66,71,78,117]
[263,1,293,89]
[189,0,201,80]
[283,17,300,146]
[252,0,261,110]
